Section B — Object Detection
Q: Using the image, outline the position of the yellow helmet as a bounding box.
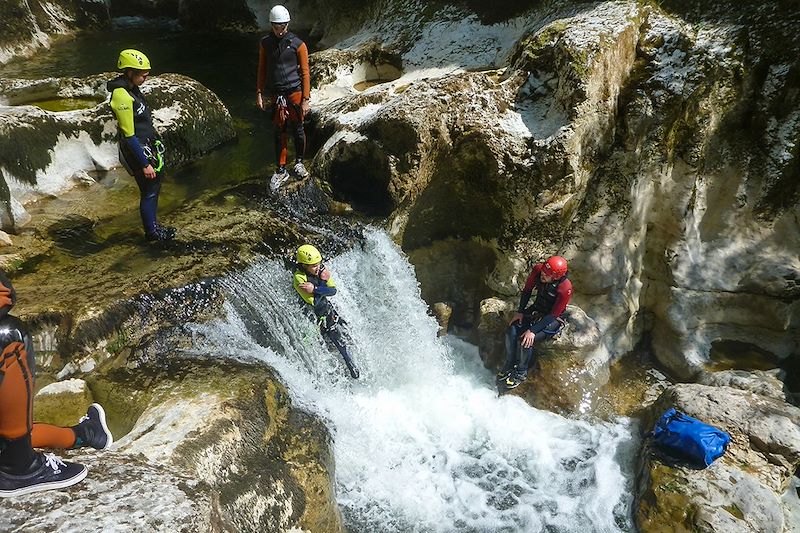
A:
[117,49,151,70]
[297,244,322,265]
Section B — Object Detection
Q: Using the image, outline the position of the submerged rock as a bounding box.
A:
[0,73,235,231]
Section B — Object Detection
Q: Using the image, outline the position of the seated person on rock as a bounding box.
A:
[499,255,572,389]
[108,48,176,242]
[0,272,113,498]
[293,245,359,379]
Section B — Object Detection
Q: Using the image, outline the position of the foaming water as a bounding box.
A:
[187,229,637,532]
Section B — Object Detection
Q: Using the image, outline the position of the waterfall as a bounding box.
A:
[187,228,637,532]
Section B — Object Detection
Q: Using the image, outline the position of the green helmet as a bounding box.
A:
[118,49,151,70]
[297,244,322,265]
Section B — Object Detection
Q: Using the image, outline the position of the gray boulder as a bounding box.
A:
[637,383,800,532]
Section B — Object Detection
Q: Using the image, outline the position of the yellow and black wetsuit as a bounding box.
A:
[107,75,164,237]
[293,266,359,378]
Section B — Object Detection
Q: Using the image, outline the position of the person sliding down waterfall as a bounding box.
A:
[293,245,360,379]
[498,255,572,390]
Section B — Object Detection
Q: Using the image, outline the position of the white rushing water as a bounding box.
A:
[187,229,637,532]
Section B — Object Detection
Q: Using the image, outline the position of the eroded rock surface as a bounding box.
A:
[638,383,800,532]
[0,0,109,65]
[308,0,799,386]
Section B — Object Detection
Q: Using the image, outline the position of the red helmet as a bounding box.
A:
[543,256,568,278]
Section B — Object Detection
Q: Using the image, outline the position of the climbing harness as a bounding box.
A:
[142,139,165,172]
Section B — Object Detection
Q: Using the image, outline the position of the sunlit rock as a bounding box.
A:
[0,73,235,231]
[33,377,94,427]
[2,453,215,532]
[311,0,800,385]
[697,368,788,402]
[637,383,800,532]
[87,357,343,532]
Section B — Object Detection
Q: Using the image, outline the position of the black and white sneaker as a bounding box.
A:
[504,373,527,389]
[270,167,290,191]
[0,453,87,498]
[293,161,309,178]
[73,403,113,451]
[496,367,514,381]
[145,225,176,242]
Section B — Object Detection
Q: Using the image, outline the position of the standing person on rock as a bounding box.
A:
[256,4,311,192]
[0,271,113,498]
[498,256,572,390]
[293,245,360,379]
[108,49,176,242]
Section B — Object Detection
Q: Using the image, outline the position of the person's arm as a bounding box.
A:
[110,88,149,169]
[314,275,337,297]
[517,264,543,312]
[256,40,268,110]
[527,278,572,334]
[297,41,310,113]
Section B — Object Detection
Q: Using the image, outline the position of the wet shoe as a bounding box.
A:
[496,366,514,380]
[72,403,113,451]
[270,168,290,191]
[0,453,87,498]
[293,161,309,178]
[154,224,176,239]
[145,225,175,242]
[504,372,527,389]
[346,362,360,379]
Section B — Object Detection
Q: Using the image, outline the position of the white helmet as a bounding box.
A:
[269,5,290,23]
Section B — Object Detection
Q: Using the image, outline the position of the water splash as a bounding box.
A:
[187,229,637,532]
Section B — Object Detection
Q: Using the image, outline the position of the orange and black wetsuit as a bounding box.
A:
[0,274,76,474]
[257,31,310,168]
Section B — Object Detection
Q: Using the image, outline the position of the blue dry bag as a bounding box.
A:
[651,408,731,467]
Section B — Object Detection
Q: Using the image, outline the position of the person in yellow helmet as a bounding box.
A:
[293,244,359,378]
[107,49,176,242]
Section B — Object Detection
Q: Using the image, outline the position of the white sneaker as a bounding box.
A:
[293,161,309,178]
[270,168,289,191]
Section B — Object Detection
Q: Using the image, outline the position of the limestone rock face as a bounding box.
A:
[637,383,800,532]
[9,357,343,533]
[309,0,800,381]
[94,358,343,533]
[0,73,235,230]
[2,453,215,532]
[0,0,110,65]
[34,377,94,427]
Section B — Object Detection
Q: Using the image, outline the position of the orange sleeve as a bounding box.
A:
[297,42,310,99]
[257,41,267,93]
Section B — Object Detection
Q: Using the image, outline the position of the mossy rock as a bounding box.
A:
[33,378,94,427]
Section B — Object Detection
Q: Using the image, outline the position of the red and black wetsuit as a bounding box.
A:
[257,32,310,168]
[517,263,573,333]
[502,263,573,378]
